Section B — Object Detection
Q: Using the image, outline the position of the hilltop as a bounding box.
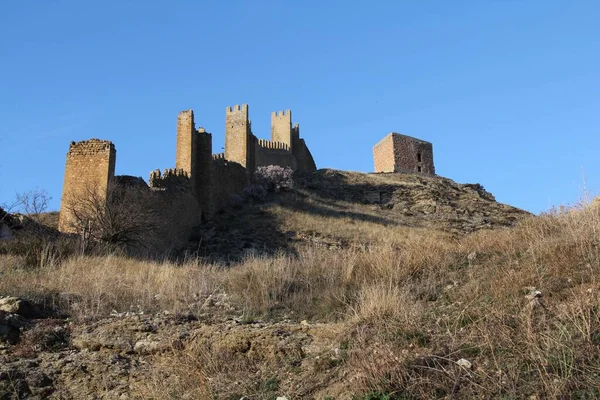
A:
[2,170,600,399]
[190,169,528,260]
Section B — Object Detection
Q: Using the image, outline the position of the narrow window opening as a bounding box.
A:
[417,166,422,172]
[417,153,422,162]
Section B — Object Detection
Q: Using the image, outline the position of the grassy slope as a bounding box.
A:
[2,171,600,399]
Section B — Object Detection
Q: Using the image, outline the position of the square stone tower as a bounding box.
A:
[373,133,435,174]
[175,109,212,215]
[225,104,254,171]
[271,109,292,150]
[58,139,116,232]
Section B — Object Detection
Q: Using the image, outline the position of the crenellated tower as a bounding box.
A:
[225,104,254,171]
[271,109,293,151]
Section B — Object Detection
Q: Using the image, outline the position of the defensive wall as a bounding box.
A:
[58,104,317,252]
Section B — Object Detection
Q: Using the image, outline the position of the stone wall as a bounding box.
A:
[255,139,297,170]
[373,133,434,175]
[209,159,249,216]
[195,128,212,216]
[175,110,196,177]
[225,105,253,170]
[58,139,116,232]
[58,104,318,252]
[271,110,292,149]
[292,125,317,173]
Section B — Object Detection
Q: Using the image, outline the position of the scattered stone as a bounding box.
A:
[525,290,543,300]
[456,358,472,369]
[133,339,163,354]
[0,296,38,318]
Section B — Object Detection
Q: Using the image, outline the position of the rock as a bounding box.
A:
[133,339,163,354]
[26,370,52,388]
[525,290,543,300]
[0,296,38,318]
[456,358,472,369]
[0,311,29,344]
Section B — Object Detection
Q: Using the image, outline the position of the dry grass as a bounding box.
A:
[0,254,223,319]
[3,200,600,398]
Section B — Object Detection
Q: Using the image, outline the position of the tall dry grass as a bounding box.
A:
[2,201,600,397]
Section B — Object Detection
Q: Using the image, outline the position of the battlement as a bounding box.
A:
[59,104,317,248]
[257,139,290,151]
[272,110,291,118]
[148,168,191,190]
[226,104,249,114]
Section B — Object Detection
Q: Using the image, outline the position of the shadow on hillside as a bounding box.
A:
[187,170,411,263]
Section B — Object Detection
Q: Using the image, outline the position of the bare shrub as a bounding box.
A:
[14,188,51,223]
[65,182,160,249]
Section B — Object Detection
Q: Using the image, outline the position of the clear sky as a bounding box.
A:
[1,1,599,214]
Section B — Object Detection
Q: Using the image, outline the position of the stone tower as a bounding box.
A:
[58,139,116,232]
[175,110,196,177]
[271,109,292,150]
[225,104,254,171]
[373,133,435,174]
[175,109,212,215]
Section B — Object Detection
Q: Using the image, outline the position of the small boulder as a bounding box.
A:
[456,358,472,369]
[0,296,38,318]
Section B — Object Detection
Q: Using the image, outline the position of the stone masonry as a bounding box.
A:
[58,104,317,248]
[58,139,116,232]
[373,133,435,175]
[271,110,293,150]
[225,105,252,170]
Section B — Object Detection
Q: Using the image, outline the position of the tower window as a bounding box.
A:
[417,153,422,162]
[417,166,422,172]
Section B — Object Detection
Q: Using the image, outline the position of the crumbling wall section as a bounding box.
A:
[58,139,116,232]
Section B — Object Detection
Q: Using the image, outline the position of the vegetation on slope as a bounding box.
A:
[1,172,599,399]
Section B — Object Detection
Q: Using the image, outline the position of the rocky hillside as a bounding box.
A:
[190,169,529,261]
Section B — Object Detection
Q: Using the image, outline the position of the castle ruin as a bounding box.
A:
[58,104,316,250]
[373,133,435,175]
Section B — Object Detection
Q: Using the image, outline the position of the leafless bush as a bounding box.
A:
[65,182,160,249]
[15,188,51,223]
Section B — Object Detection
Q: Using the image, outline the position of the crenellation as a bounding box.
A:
[58,103,318,249]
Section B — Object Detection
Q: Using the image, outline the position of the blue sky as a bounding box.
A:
[1,1,599,214]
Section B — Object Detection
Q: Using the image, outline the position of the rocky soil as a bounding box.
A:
[1,295,350,400]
